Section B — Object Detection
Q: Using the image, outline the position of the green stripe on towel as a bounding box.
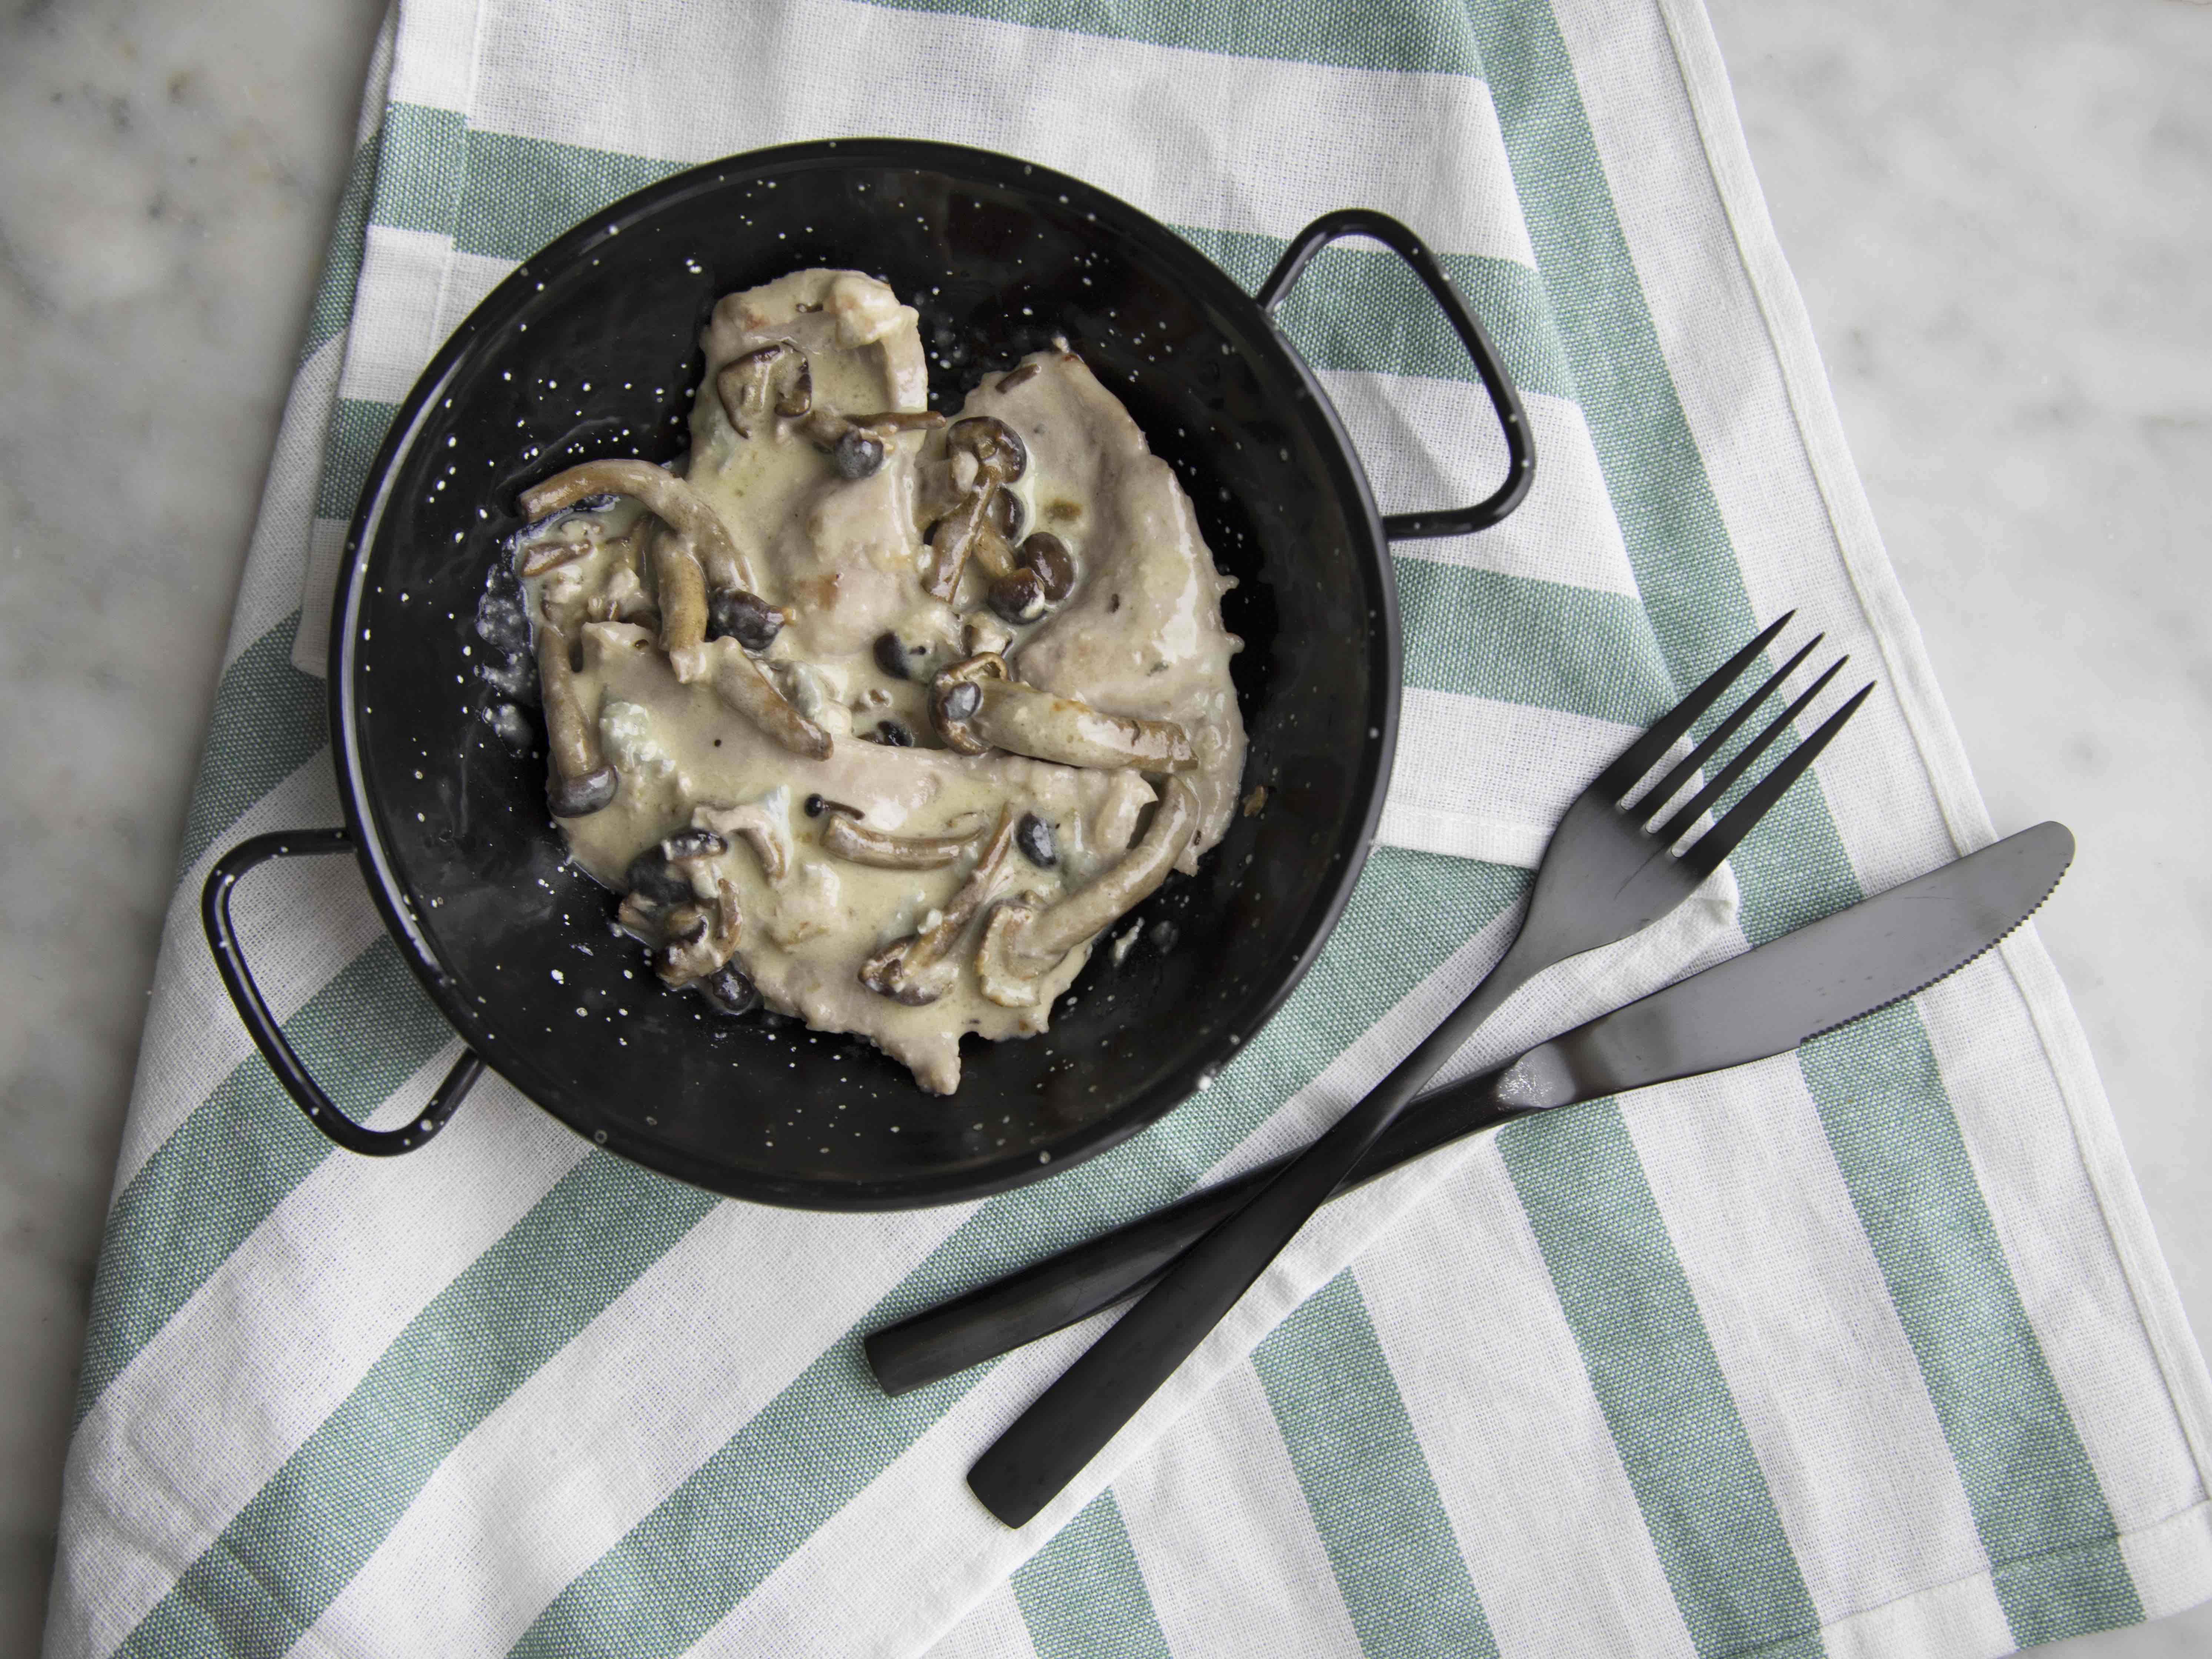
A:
[510,852,1522,1656]
[74,941,449,1427]
[174,614,329,877]
[1469,0,2141,1640]
[314,398,400,523]
[301,128,387,366]
[1253,1274,1500,1659]
[119,1153,717,1659]
[1501,1103,1823,1658]
[1011,1492,1175,1659]
[858,0,1485,78]
[1799,1005,2141,1645]
[371,102,470,239]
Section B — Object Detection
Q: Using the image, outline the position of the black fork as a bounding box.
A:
[963,614,1873,1528]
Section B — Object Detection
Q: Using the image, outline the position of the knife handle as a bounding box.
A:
[863,1068,1514,1396]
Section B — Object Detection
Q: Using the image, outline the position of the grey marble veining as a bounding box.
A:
[0,1,388,1650]
[0,0,2204,1655]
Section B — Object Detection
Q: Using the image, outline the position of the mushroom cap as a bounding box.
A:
[706,589,785,653]
[946,415,1028,483]
[624,846,692,905]
[1017,532,1076,604]
[833,428,888,480]
[715,338,813,432]
[547,764,618,818]
[858,937,956,1007]
[928,651,1010,755]
[987,567,1049,625]
[698,959,761,1016]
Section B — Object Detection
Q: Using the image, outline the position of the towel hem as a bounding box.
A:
[1655,0,2212,1507]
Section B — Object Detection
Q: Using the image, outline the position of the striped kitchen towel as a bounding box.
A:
[46,1,2212,1656]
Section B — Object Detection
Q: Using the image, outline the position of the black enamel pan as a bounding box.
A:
[202,139,1532,1210]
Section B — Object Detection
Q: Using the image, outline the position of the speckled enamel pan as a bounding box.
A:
[202,139,1532,1211]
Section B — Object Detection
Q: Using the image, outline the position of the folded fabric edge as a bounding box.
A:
[1776,1498,2212,1659]
[1655,0,2212,1506]
[1375,801,1550,871]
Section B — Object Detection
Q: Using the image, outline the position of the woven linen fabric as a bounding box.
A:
[46,1,2212,1656]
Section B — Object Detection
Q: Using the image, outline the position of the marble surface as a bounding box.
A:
[0,0,2203,1654]
[1703,3,2212,1649]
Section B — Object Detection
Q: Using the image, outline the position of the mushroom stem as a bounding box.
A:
[697,790,794,885]
[655,875,747,987]
[522,460,754,616]
[518,536,591,577]
[535,618,617,817]
[715,339,811,436]
[671,637,833,760]
[976,777,1201,1006]
[929,653,1194,771]
[652,530,709,658]
[921,417,1028,601]
[922,492,995,601]
[858,805,1021,1005]
[799,407,947,447]
[820,807,986,870]
[980,683,1193,770]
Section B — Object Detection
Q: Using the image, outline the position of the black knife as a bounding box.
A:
[866,820,2072,1397]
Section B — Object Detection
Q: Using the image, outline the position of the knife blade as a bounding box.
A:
[865,821,2072,1397]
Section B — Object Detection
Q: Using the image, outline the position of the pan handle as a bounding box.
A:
[1257,208,1535,538]
[201,827,483,1157]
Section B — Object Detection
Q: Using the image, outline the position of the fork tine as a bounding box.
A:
[1635,634,1824,820]
[1652,655,1848,846]
[1592,611,1795,802]
[1679,682,1875,879]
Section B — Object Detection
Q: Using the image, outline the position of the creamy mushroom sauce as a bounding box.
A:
[512,268,1245,1093]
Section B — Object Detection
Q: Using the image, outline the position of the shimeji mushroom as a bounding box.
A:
[921,418,1028,601]
[522,461,757,644]
[975,776,1201,1008]
[684,637,833,760]
[634,872,747,988]
[928,652,1195,771]
[695,790,794,885]
[858,805,1021,1006]
[521,461,827,758]
[797,407,948,481]
[962,611,1015,659]
[535,618,618,818]
[818,801,987,870]
[714,339,813,437]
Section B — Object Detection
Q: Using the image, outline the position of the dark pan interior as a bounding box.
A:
[333,141,1397,1208]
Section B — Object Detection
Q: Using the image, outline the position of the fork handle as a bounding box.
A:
[867,1065,1518,1396]
[965,929,1551,1526]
